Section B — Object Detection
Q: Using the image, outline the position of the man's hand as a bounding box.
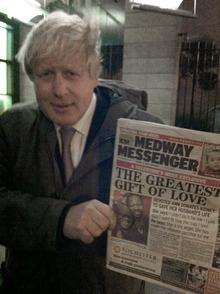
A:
[63,199,115,244]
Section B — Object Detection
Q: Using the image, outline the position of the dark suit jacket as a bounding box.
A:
[0,84,161,294]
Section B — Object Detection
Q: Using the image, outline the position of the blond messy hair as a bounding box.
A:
[16,11,102,80]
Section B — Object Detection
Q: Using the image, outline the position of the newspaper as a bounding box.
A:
[107,118,220,294]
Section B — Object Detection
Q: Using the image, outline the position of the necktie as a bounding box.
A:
[59,126,75,184]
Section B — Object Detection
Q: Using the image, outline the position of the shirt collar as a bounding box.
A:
[73,93,97,135]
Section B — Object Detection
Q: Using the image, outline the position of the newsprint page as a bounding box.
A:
[107,118,220,294]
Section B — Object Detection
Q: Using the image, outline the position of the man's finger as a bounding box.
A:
[90,208,111,230]
[86,220,103,238]
[81,228,94,244]
[93,200,115,227]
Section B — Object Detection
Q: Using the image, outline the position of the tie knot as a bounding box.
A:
[60,126,75,146]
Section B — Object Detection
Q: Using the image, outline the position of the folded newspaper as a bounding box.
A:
[107,118,220,294]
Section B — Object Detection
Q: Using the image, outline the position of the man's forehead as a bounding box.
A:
[36,54,86,70]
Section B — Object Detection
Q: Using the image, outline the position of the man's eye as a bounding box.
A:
[64,71,79,78]
[41,70,53,77]
[36,70,53,78]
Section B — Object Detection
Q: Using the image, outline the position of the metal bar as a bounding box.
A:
[194,0,197,16]
[182,52,188,124]
[210,43,218,131]
[0,59,12,64]
[131,3,197,18]
[199,41,205,128]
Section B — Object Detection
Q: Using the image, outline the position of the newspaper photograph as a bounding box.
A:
[106,118,220,294]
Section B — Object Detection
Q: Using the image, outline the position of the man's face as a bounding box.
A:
[33,54,98,126]
[118,214,133,230]
[208,153,220,171]
[127,195,144,218]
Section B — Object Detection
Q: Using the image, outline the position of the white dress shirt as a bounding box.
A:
[55,93,97,168]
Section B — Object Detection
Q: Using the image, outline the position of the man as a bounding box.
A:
[205,148,220,175]
[126,193,149,245]
[112,199,134,239]
[0,11,161,294]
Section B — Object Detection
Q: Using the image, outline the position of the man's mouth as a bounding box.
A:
[51,102,75,112]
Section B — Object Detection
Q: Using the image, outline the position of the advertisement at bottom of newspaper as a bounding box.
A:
[106,118,220,294]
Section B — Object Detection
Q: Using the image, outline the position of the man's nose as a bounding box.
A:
[52,74,68,98]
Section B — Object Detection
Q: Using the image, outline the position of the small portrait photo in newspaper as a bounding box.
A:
[199,144,220,178]
[111,193,151,245]
[212,241,220,269]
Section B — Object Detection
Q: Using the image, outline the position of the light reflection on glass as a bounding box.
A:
[0,26,7,60]
[0,95,12,114]
[0,62,7,95]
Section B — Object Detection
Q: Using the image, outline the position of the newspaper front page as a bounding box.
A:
[107,118,220,294]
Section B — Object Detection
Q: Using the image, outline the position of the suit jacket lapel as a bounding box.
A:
[39,112,64,192]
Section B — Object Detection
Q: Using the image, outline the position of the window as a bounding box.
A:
[0,13,19,114]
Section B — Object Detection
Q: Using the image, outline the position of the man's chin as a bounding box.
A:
[49,115,76,126]
[47,110,79,126]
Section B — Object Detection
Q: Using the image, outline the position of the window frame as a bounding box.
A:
[0,12,20,106]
